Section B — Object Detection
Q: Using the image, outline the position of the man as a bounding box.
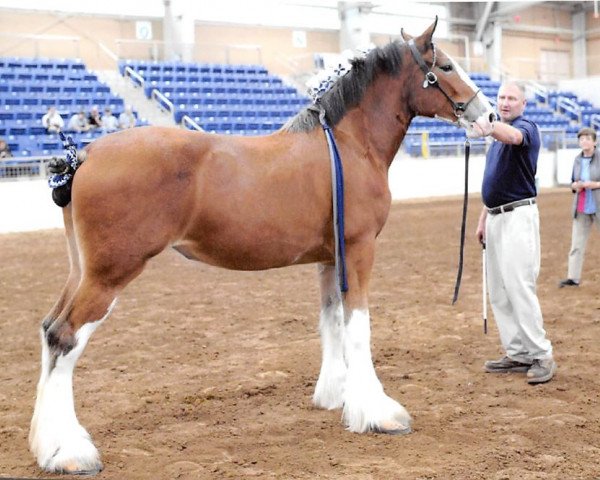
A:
[118,104,137,129]
[474,82,556,384]
[67,110,91,133]
[101,108,119,133]
[41,106,64,133]
[559,127,600,287]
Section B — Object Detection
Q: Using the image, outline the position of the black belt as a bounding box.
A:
[487,198,536,215]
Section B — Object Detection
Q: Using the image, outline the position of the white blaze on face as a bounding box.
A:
[445,52,493,115]
[444,52,495,137]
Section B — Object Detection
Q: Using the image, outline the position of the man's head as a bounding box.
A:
[577,127,597,154]
[496,82,526,122]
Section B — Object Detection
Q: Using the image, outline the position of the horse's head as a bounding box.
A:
[401,18,496,138]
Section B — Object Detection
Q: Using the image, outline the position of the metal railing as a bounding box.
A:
[556,96,582,123]
[0,157,52,181]
[151,89,174,114]
[181,115,203,131]
[123,65,146,87]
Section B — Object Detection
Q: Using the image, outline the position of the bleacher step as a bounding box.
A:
[95,70,177,128]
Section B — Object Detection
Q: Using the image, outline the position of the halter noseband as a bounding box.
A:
[407,39,480,119]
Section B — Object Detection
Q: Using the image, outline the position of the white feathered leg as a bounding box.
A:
[30,299,115,474]
[342,308,411,434]
[313,264,347,410]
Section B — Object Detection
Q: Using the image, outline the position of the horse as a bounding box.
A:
[29,19,495,475]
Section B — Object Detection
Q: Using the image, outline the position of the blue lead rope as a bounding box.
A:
[318,111,348,294]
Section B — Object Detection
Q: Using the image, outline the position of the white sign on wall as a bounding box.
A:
[292,30,307,48]
[136,21,153,40]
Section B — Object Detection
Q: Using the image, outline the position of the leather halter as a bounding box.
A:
[408,39,480,119]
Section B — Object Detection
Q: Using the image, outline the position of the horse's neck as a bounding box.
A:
[352,76,414,167]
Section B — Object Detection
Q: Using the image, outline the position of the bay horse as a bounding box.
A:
[30,19,495,474]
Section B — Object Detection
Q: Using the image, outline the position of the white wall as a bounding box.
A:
[0,180,63,233]
[388,151,561,200]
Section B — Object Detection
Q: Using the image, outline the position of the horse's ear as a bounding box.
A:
[420,16,438,44]
[400,28,412,42]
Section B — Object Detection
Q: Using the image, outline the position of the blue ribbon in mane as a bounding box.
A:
[318,109,348,294]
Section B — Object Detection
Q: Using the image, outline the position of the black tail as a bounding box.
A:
[48,132,82,207]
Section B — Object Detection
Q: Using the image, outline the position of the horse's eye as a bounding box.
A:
[440,64,453,73]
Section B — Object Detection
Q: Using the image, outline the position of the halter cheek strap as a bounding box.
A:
[407,39,480,119]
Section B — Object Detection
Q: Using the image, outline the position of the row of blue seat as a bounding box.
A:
[0,84,111,94]
[0,101,124,115]
[403,136,486,156]
[145,85,297,98]
[119,60,267,76]
[470,73,492,81]
[0,60,86,70]
[134,72,277,82]
[4,131,101,154]
[174,110,298,124]
[186,120,285,134]
[0,72,98,82]
[167,92,306,102]
[0,92,123,105]
[4,124,153,157]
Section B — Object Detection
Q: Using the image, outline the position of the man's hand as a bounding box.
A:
[466,118,495,139]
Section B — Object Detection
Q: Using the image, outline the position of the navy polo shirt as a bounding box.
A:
[482,116,540,208]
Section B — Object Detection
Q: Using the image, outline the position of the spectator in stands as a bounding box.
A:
[41,106,64,133]
[118,105,137,129]
[0,138,12,158]
[101,108,119,133]
[88,106,102,130]
[559,127,600,288]
[475,81,556,384]
[67,110,91,133]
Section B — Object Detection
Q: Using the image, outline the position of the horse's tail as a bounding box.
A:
[47,132,86,208]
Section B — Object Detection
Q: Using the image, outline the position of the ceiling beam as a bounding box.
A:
[475,1,495,41]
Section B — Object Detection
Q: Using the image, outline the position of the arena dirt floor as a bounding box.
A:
[1,189,599,480]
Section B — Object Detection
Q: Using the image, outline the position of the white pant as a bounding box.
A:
[567,213,600,282]
[486,203,552,362]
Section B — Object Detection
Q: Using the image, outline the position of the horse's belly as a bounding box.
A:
[172,233,328,271]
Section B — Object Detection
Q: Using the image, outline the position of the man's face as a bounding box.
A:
[497,84,526,122]
[579,134,597,153]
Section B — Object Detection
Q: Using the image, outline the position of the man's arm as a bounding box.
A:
[490,121,523,145]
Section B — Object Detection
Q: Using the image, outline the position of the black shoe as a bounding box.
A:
[558,279,579,288]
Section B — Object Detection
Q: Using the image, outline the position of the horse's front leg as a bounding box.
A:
[342,240,412,435]
[313,263,347,410]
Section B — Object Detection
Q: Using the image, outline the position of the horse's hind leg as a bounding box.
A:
[29,275,120,475]
[313,263,346,410]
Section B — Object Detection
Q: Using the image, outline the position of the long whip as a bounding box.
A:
[482,241,488,334]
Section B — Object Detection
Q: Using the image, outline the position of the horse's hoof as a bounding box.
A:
[55,463,103,476]
[373,423,412,435]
